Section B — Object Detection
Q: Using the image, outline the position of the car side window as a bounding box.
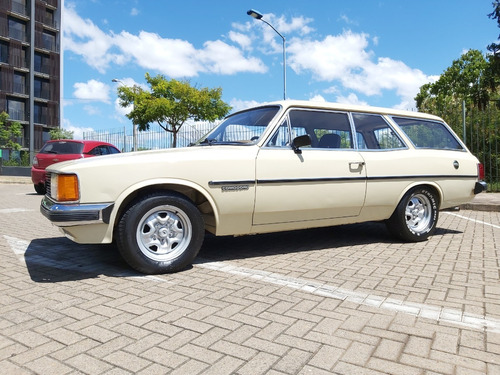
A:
[392,117,463,150]
[288,109,352,149]
[267,119,291,147]
[88,147,100,155]
[108,146,120,154]
[352,113,405,150]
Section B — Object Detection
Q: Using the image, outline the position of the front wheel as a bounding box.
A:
[116,192,205,274]
[386,187,439,242]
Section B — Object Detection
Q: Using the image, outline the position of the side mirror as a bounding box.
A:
[292,134,311,154]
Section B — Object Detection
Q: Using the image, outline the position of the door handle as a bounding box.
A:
[349,161,365,172]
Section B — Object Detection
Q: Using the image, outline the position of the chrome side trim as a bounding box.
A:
[40,196,114,227]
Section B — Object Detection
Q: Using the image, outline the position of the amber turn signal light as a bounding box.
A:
[54,174,79,202]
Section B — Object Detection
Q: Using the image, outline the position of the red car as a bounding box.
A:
[31,139,120,194]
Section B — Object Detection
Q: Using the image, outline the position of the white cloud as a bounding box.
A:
[63,6,124,73]
[288,30,432,108]
[130,8,139,16]
[335,93,368,106]
[309,95,326,102]
[73,79,111,103]
[229,98,263,113]
[64,6,267,78]
[288,31,372,81]
[229,31,252,50]
[200,40,267,75]
[62,118,94,140]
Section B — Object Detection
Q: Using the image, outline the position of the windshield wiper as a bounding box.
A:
[199,138,217,145]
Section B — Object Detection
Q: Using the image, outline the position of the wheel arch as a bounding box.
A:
[395,182,442,211]
[110,180,218,241]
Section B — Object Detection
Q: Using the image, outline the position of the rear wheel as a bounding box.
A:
[386,186,439,242]
[116,192,205,274]
[34,183,46,195]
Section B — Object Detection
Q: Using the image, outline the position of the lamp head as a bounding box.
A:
[247,9,263,19]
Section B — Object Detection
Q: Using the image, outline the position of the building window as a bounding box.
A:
[42,30,56,51]
[44,9,55,27]
[13,72,26,95]
[7,98,26,121]
[34,52,50,74]
[34,77,50,99]
[11,0,27,16]
[0,41,7,63]
[8,18,27,42]
[34,103,47,124]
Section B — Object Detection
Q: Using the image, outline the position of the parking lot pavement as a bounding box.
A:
[0,183,499,374]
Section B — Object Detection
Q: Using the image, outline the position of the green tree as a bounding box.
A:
[49,128,74,140]
[117,73,231,148]
[0,112,22,151]
[415,50,490,112]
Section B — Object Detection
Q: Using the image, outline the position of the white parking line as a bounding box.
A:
[0,208,33,214]
[442,212,500,229]
[196,259,500,333]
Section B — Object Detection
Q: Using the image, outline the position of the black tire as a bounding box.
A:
[116,192,205,274]
[386,186,439,242]
[34,183,46,195]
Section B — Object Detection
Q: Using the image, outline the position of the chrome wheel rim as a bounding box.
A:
[136,205,192,261]
[405,193,432,234]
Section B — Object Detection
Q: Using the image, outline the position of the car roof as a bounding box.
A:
[46,140,118,153]
[256,100,444,121]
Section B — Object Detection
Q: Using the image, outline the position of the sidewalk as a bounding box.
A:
[1,175,499,211]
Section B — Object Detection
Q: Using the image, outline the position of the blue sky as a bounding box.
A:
[63,0,498,138]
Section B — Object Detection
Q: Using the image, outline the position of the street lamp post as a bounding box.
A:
[112,79,137,152]
[247,9,286,100]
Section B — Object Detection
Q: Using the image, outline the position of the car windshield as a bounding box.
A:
[194,106,280,145]
[40,142,84,154]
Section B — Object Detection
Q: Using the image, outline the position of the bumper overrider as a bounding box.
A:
[40,196,114,227]
[475,181,488,194]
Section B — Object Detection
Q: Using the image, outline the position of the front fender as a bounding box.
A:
[104,178,220,243]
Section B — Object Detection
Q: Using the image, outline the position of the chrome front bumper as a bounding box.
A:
[40,196,114,227]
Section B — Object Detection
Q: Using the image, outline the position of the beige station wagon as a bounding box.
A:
[41,100,486,274]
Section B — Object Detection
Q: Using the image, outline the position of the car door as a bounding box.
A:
[253,109,367,226]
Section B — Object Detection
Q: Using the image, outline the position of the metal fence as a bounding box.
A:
[440,105,500,192]
[83,121,219,152]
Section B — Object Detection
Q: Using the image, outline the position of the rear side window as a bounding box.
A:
[352,113,405,150]
[40,142,84,154]
[392,117,463,150]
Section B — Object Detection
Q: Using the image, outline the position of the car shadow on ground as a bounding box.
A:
[198,222,462,263]
[24,222,462,283]
[24,237,133,283]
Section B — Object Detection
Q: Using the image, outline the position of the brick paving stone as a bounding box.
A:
[66,353,114,375]
[25,355,75,375]
[199,355,245,375]
[211,340,258,361]
[308,344,343,370]
[341,341,376,366]
[236,351,279,375]
[373,338,405,361]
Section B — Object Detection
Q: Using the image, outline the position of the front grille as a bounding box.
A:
[45,173,52,197]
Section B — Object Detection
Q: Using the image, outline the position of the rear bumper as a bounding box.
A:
[474,181,487,194]
[31,167,46,185]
